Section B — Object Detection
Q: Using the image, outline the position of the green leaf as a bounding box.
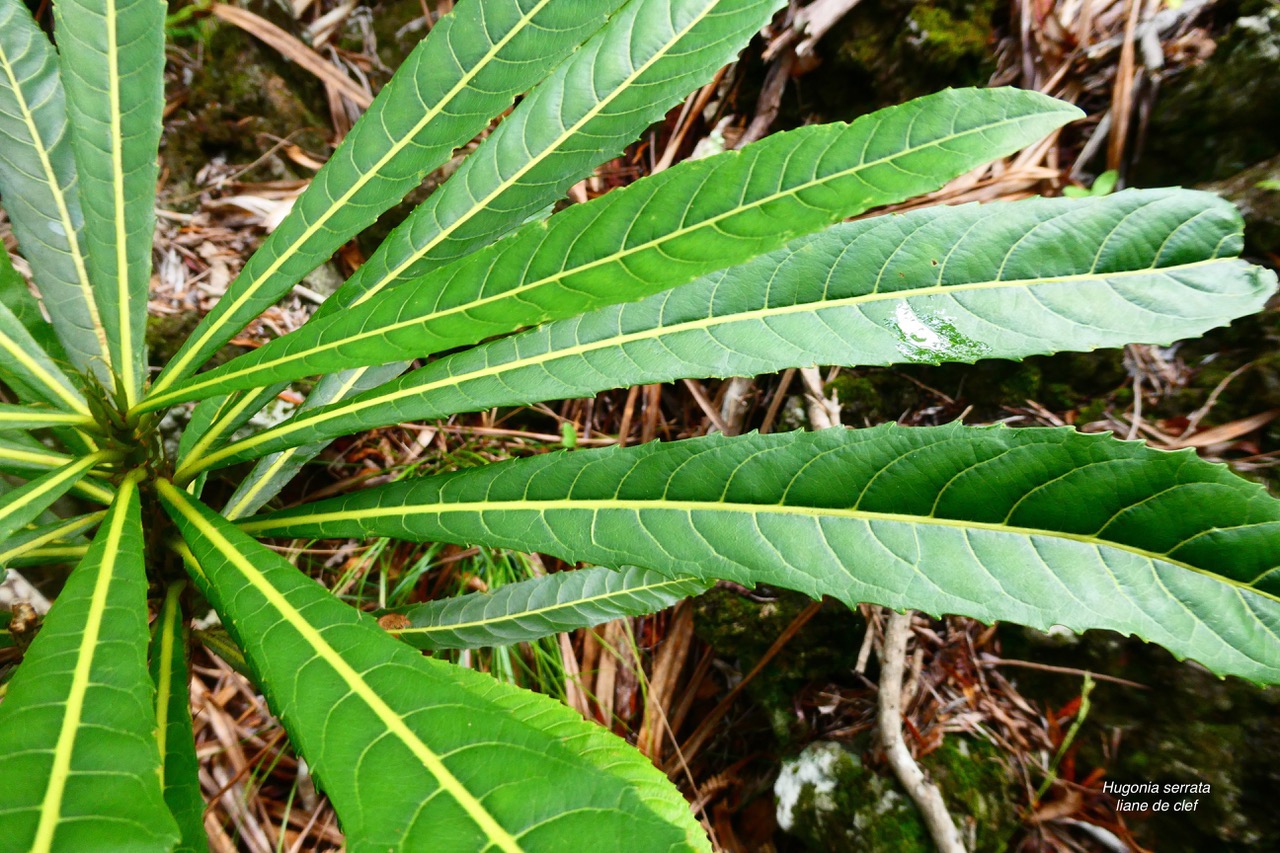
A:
[244,425,1280,684]
[0,474,179,852]
[1091,169,1119,196]
[175,384,282,467]
[156,88,1081,406]
[0,435,72,473]
[146,0,625,398]
[388,566,709,650]
[182,0,803,501]
[149,582,208,853]
[193,189,1272,472]
[0,435,115,502]
[220,363,404,519]
[0,450,114,542]
[0,0,108,378]
[0,438,114,505]
[320,0,789,317]
[177,0,798,504]
[5,543,89,568]
[159,481,709,852]
[0,245,62,361]
[143,0,798,417]
[190,0,795,490]
[53,0,165,406]
[0,298,89,416]
[0,404,95,432]
[0,512,103,566]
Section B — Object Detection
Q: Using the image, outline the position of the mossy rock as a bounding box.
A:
[146,312,253,368]
[1205,154,1280,256]
[146,312,207,366]
[366,1,438,69]
[775,736,1019,852]
[693,588,861,742]
[795,0,998,121]
[1136,9,1280,186]
[161,1,332,207]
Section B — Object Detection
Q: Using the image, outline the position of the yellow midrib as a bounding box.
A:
[0,409,93,427]
[240,496,1280,606]
[178,389,264,469]
[0,511,104,563]
[167,111,1016,401]
[0,35,109,369]
[398,575,698,636]
[21,544,88,559]
[145,0,726,413]
[2,452,106,525]
[30,478,136,853]
[0,327,91,416]
[159,481,526,852]
[105,1,137,406]
[148,0,557,397]
[219,368,368,513]
[0,447,114,503]
[193,255,1227,475]
[152,585,184,761]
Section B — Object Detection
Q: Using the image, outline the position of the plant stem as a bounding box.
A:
[877,609,966,853]
[1035,672,1096,803]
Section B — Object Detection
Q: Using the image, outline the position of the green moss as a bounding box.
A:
[778,741,929,852]
[146,312,250,369]
[368,1,437,68]
[905,5,993,72]
[923,737,1019,851]
[145,313,202,365]
[776,736,1018,852]
[1136,9,1280,185]
[693,588,860,743]
[813,0,998,119]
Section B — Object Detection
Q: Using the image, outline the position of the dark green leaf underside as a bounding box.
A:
[246,425,1280,683]
[389,566,709,650]
[196,189,1272,471]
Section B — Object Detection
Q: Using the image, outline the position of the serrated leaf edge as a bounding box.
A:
[157,479,528,853]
